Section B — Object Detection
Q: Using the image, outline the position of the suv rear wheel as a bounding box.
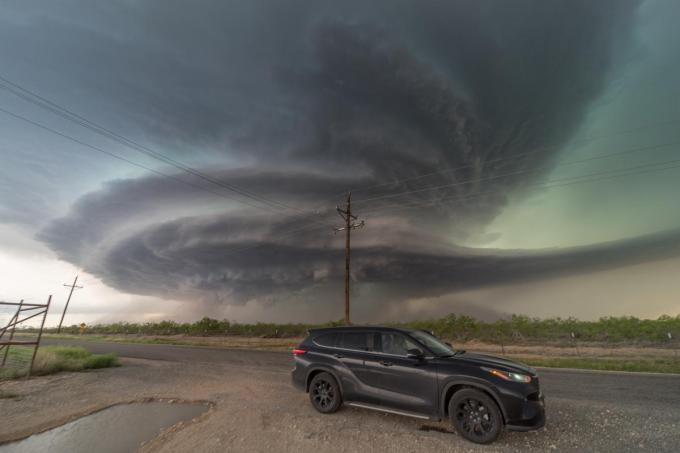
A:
[449,388,503,444]
[309,372,342,413]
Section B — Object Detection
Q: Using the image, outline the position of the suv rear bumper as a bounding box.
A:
[291,366,306,392]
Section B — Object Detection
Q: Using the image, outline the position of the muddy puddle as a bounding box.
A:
[0,401,209,453]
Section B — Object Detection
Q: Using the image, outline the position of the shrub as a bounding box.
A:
[37,314,680,344]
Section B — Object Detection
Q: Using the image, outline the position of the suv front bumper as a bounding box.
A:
[506,392,545,431]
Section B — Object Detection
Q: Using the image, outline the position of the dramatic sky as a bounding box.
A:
[1,0,680,326]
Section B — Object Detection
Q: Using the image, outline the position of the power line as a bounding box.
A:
[0,104,338,258]
[5,73,679,230]
[222,223,328,256]
[0,106,277,211]
[9,73,678,229]
[361,158,680,217]
[0,75,334,227]
[186,201,354,258]
[3,75,678,258]
[351,140,680,206]
[223,158,680,255]
[0,77,287,210]
[135,158,680,261]
[346,118,680,197]
[368,160,680,215]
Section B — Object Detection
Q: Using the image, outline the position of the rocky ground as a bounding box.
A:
[1,345,679,452]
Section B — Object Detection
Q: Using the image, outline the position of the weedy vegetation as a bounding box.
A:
[0,346,119,380]
[38,314,680,345]
[16,314,680,374]
[517,356,680,374]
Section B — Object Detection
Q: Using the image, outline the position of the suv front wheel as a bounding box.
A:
[449,388,503,444]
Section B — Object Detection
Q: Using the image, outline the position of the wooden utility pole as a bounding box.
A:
[57,275,83,334]
[335,193,365,325]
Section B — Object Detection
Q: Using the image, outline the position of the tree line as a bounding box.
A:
[43,314,680,344]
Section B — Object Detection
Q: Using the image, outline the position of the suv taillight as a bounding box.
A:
[292,348,307,356]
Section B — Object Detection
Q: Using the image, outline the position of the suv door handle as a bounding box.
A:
[333,353,344,359]
[379,361,393,367]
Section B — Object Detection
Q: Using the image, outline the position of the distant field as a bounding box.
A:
[40,333,299,350]
[15,312,680,374]
[516,356,680,374]
[34,313,680,345]
[35,333,680,374]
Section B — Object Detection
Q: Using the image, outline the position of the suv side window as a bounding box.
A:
[380,332,421,356]
[339,332,378,352]
[314,333,339,348]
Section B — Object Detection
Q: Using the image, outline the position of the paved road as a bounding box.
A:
[43,338,680,408]
[8,338,676,451]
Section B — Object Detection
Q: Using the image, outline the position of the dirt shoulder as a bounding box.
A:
[2,352,679,452]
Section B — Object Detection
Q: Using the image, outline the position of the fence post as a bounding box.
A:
[27,295,51,379]
[669,332,677,359]
[571,331,580,356]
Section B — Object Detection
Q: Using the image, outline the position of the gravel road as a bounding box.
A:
[0,338,678,452]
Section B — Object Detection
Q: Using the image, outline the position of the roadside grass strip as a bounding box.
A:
[517,356,680,374]
[0,346,119,380]
[34,333,680,374]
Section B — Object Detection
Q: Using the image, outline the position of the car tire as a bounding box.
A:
[449,388,503,444]
[309,372,342,414]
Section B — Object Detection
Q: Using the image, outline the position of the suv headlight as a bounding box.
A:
[483,367,532,383]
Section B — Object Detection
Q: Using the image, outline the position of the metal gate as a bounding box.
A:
[0,296,51,378]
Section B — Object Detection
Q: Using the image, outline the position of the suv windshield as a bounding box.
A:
[409,330,456,357]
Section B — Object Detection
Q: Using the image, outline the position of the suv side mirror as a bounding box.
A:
[407,348,424,359]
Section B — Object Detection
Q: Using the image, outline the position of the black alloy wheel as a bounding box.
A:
[309,372,342,413]
[449,389,503,444]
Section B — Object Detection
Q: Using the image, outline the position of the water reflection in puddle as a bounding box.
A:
[0,401,209,453]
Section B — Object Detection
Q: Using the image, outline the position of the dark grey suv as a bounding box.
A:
[291,326,545,444]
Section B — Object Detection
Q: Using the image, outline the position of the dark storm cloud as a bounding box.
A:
[270,1,638,231]
[2,1,639,226]
[22,0,665,310]
[43,204,680,307]
[131,0,638,229]
[37,169,368,265]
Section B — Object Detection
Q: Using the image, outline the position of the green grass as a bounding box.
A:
[518,356,680,374]
[40,332,302,349]
[42,333,190,345]
[35,333,203,348]
[0,346,119,380]
[0,389,20,399]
